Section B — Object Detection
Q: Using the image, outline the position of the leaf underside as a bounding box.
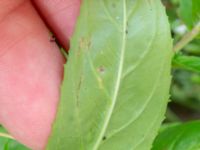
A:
[46,0,172,150]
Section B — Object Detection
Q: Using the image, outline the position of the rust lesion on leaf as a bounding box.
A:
[76,37,92,57]
[79,37,92,50]
[76,75,84,107]
[97,76,103,89]
[96,66,106,89]
[97,66,105,74]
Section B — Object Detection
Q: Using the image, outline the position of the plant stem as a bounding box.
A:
[0,132,14,140]
[173,21,200,52]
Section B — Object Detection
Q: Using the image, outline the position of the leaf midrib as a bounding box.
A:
[92,1,127,150]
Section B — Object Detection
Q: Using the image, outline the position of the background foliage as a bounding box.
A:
[153,0,200,149]
[163,0,200,121]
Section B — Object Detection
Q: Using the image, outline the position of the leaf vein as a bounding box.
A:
[103,3,159,141]
[100,1,121,31]
[92,1,127,149]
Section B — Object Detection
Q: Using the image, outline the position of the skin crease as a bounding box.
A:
[0,0,81,149]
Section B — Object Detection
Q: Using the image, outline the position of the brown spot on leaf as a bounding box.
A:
[79,37,91,50]
[76,75,83,107]
[97,66,105,74]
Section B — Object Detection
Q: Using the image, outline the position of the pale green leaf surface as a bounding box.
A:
[152,121,200,150]
[46,0,172,150]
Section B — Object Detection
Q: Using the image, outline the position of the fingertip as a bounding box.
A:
[0,1,64,149]
[33,0,81,50]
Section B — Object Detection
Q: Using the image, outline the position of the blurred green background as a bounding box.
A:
[163,0,200,122]
[153,0,200,149]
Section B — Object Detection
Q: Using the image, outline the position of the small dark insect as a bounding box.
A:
[50,35,56,42]
[102,136,107,141]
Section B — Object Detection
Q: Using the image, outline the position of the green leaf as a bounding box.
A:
[173,54,200,73]
[192,0,200,22]
[179,0,200,28]
[152,121,200,150]
[0,126,29,150]
[46,0,172,149]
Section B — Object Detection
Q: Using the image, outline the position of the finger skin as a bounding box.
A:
[33,0,81,49]
[0,1,64,149]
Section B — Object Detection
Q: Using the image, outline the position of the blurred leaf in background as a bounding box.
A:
[173,54,200,74]
[179,0,200,29]
[152,121,200,150]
